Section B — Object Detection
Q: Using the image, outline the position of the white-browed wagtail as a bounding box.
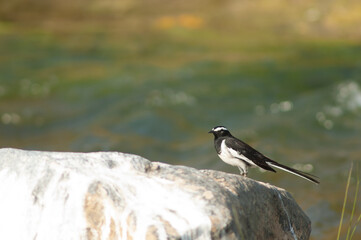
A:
[209,126,319,184]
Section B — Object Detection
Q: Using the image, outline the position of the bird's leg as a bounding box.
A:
[238,166,248,177]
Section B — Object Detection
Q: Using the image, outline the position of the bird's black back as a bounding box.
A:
[225,137,276,172]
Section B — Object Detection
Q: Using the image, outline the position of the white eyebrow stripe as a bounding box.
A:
[213,126,228,132]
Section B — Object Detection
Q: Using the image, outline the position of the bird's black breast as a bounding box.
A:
[214,137,224,154]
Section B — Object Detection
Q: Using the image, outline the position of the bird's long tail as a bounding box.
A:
[266,161,320,184]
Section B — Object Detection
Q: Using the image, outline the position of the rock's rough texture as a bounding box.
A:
[0,148,311,240]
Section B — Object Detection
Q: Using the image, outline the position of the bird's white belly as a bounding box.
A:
[218,140,256,168]
[219,149,243,166]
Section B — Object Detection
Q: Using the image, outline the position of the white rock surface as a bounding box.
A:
[0,148,311,240]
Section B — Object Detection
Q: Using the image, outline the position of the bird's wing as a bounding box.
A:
[225,138,276,172]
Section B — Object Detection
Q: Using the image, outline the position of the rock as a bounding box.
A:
[0,148,311,240]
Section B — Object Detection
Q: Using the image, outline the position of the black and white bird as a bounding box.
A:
[209,126,319,184]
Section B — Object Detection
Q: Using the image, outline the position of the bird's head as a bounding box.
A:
[208,126,232,138]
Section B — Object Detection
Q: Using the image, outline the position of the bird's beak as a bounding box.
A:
[208,130,213,134]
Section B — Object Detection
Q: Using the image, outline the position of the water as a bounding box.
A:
[1,29,361,239]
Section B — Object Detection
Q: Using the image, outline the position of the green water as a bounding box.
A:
[1,28,361,239]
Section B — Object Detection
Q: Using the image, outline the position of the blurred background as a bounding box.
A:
[1,0,361,239]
